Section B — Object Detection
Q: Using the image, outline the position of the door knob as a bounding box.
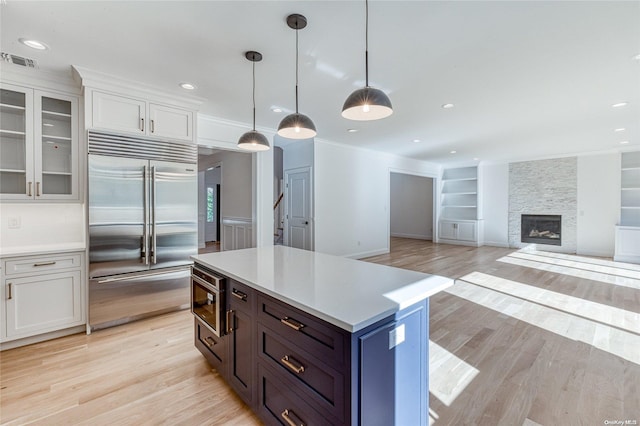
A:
[304,221,309,225]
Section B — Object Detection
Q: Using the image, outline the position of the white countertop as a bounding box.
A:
[192,246,453,332]
[0,243,86,258]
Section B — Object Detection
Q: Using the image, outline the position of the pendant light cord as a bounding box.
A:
[295,22,300,114]
[365,0,369,88]
[252,59,256,131]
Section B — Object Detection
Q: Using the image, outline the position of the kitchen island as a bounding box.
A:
[191,246,453,426]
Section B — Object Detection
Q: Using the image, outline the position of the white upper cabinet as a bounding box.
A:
[0,83,79,201]
[91,91,194,141]
[76,67,200,143]
[148,102,193,141]
[92,91,146,135]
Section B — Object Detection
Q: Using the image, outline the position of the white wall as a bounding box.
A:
[390,173,433,240]
[0,203,85,254]
[480,153,621,256]
[577,153,619,257]
[283,139,314,171]
[481,163,509,247]
[314,140,440,258]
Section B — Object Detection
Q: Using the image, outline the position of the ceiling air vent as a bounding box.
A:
[1,52,38,68]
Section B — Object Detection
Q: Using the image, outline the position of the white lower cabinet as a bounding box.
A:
[614,226,640,264]
[438,220,482,246]
[1,251,85,344]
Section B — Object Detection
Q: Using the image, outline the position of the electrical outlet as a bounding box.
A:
[8,217,21,229]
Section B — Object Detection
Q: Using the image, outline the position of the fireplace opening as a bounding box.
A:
[521,214,561,246]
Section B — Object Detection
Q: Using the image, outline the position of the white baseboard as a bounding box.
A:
[614,254,640,264]
[577,249,614,258]
[390,232,432,240]
[438,238,481,247]
[483,240,510,248]
[0,325,85,351]
[346,248,390,260]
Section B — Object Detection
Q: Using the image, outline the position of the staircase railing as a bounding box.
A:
[274,192,284,244]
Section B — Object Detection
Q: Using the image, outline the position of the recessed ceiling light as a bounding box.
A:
[473,157,479,161]
[271,107,283,113]
[413,139,421,143]
[442,103,454,109]
[18,38,48,50]
[450,150,457,154]
[620,141,630,145]
[633,53,640,61]
[614,128,626,132]
[179,82,196,90]
[347,129,358,133]
[612,102,628,108]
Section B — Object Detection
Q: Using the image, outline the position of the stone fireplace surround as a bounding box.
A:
[508,157,577,253]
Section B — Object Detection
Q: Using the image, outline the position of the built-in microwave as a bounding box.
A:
[191,265,225,337]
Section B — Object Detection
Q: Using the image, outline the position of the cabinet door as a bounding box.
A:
[149,103,193,142]
[439,221,457,240]
[34,91,79,200]
[92,91,146,135]
[456,222,477,242]
[228,281,256,406]
[0,84,34,200]
[5,270,83,338]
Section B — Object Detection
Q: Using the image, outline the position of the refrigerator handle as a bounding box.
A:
[142,165,150,265]
[151,165,157,264]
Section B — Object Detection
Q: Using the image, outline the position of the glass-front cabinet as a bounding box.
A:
[0,83,78,201]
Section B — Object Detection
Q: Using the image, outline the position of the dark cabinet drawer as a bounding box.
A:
[194,317,226,375]
[258,324,345,421]
[258,363,340,426]
[257,294,347,368]
[228,279,255,314]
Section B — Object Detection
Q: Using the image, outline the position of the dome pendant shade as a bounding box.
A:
[278,14,317,140]
[341,86,393,121]
[238,130,270,151]
[237,50,270,151]
[277,113,317,139]
[342,0,393,121]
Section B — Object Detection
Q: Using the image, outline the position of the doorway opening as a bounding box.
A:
[389,172,435,242]
[198,146,253,253]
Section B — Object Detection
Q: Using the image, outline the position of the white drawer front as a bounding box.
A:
[4,253,82,276]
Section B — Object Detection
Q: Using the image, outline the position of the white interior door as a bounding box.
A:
[285,167,313,251]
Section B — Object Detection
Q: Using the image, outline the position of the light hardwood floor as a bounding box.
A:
[1,238,638,425]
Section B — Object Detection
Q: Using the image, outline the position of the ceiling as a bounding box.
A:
[2,1,639,166]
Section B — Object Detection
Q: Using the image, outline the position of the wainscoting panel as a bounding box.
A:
[221,217,253,251]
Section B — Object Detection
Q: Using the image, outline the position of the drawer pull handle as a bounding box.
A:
[203,336,216,348]
[231,289,247,301]
[7,283,12,300]
[27,181,32,196]
[226,309,234,334]
[36,181,41,197]
[281,409,305,426]
[34,261,56,267]
[281,355,305,374]
[280,317,305,331]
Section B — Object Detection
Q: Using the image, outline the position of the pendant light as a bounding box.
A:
[238,51,270,151]
[277,14,317,139]
[342,0,393,121]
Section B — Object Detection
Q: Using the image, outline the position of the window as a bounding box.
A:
[206,187,214,222]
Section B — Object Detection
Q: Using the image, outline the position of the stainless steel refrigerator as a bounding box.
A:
[87,131,197,330]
